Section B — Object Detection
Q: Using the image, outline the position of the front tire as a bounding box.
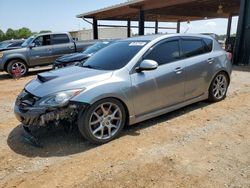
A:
[78,98,126,144]
[208,72,229,102]
[7,60,28,77]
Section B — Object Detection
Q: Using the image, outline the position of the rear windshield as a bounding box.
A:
[82,41,148,70]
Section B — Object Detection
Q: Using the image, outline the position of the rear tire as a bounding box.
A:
[7,59,28,77]
[78,98,126,144]
[208,72,229,102]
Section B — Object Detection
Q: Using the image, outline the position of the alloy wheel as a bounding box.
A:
[89,102,122,140]
[11,62,27,75]
[212,74,228,100]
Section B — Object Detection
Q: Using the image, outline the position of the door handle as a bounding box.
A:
[48,48,52,52]
[207,58,214,64]
[69,46,74,49]
[174,67,182,74]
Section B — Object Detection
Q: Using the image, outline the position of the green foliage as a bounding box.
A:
[218,34,237,41]
[16,27,33,39]
[0,28,52,41]
[0,29,4,41]
[5,28,16,40]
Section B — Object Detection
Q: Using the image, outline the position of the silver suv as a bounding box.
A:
[14,34,232,144]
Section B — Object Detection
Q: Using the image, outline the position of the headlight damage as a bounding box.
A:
[38,89,83,107]
[14,89,87,127]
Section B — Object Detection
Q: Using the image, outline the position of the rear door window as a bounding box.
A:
[51,34,70,45]
[144,40,181,66]
[181,39,206,58]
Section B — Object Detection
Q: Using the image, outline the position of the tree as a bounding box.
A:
[16,27,32,39]
[0,29,5,41]
[5,28,16,40]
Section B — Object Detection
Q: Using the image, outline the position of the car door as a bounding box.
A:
[131,39,185,117]
[28,34,53,66]
[180,37,210,100]
[51,34,75,61]
[130,68,159,117]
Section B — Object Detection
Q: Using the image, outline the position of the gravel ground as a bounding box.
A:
[0,66,249,188]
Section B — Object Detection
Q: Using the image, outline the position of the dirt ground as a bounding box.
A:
[0,67,249,188]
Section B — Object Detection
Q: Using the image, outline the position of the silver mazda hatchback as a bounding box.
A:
[14,34,232,144]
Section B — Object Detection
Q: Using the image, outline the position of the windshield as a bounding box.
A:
[83,41,111,54]
[21,36,34,47]
[82,41,148,70]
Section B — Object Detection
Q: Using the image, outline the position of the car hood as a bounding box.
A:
[0,47,21,52]
[56,52,90,63]
[25,66,113,97]
[1,47,27,54]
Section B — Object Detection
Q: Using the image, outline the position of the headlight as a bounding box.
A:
[0,52,3,58]
[38,89,83,107]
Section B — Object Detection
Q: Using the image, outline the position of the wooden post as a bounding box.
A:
[139,9,145,35]
[93,18,98,39]
[177,20,181,33]
[127,19,131,37]
[155,20,158,34]
[226,15,233,39]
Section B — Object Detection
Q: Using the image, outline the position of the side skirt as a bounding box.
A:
[129,92,208,125]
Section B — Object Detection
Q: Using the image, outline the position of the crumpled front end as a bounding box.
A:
[14,90,86,127]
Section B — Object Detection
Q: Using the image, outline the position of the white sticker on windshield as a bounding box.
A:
[129,42,147,46]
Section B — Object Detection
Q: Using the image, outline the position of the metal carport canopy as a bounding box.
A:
[76,0,240,22]
[76,0,250,65]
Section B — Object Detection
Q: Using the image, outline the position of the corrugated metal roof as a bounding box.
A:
[76,0,145,18]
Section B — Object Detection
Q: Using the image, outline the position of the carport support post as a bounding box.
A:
[226,15,232,39]
[127,19,131,37]
[138,9,145,35]
[93,18,98,39]
[234,0,250,65]
[155,20,158,34]
[177,20,181,33]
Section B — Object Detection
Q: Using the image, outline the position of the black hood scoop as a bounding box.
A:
[37,74,58,83]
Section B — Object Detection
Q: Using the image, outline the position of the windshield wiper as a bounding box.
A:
[81,64,104,70]
[81,65,95,69]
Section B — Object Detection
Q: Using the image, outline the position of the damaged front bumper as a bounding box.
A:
[14,90,87,127]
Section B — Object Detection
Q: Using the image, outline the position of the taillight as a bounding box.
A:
[226,52,232,61]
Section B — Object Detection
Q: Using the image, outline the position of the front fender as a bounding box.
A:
[71,80,135,121]
[2,53,28,68]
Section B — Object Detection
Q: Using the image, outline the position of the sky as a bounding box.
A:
[0,0,238,35]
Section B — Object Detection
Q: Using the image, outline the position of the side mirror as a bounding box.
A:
[29,43,35,49]
[136,59,158,72]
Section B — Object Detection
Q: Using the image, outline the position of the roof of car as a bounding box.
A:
[0,39,25,43]
[123,33,213,42]
[32,32,70,37]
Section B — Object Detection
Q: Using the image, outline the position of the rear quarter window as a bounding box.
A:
[203,38,213,52]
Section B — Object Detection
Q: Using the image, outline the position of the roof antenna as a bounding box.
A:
[184,28,189,33]
[184,21,190,33]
